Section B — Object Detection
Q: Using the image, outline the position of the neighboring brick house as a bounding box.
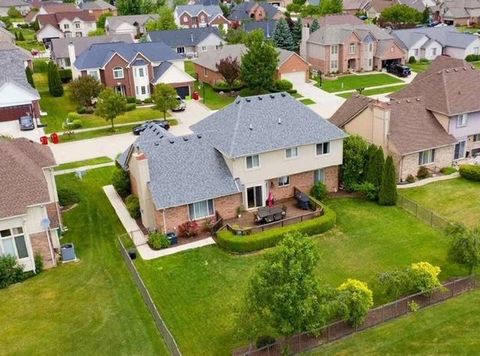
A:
[194,44,310,85]
[343,0,371,15]
[0,42,40,122]
[118,93,346,233]
[0,138,62,271]
[300,14,407,74]
[36,10,97,43]
[174,5,230,29]
[433,0,480,25]
[147,27,225,58]
[0,0,31,17]
[105,14,159,38]
[228,2,284,25]
[73,42,195,99]
[78,0,117,21]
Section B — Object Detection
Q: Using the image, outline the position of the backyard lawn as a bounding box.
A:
[309,288,480,355]
[0,167,168,355]
[400,177,480,227]
[338,84,407,98]
[54,156,113,170]
[319,73,403,93]
[135,197,465,356]
[11,27,45,52]
[194,82,235,110]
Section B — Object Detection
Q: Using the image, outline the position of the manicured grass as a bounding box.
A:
[337,84,407,98]
[319,73,403,93]
[0,167,168,354]
[308,288,480,355]
[135,197,465,355]
[291,92,303,98]
[195,82,235,110]
[300,98,316,105]
[184,60,196,77]
[410,61,431,73]
[54,156,113,171]
[12,28,45,51]
[400,177,480,227]
[59,124,137,142]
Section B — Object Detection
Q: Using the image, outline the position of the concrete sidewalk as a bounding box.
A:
[137,237,216,260]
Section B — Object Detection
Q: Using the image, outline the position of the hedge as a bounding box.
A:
[459,164,480,181]
[216,203,336,253]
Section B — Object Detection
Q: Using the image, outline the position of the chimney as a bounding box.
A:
[190,32,194,43]
[372,103,390,149]
[300,25,310,59]
[67,41,76,73]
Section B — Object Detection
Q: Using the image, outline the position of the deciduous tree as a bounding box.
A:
[342,135,369,191]
[152,83,178,119]
[447,224,480,274]
[379,4,422,28]
[95,88,127,130]
[69,75,103,107]
[216,56,240,87]
[146,6,177,31]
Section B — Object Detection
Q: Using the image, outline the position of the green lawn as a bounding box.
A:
[135,197,465,355]
[308,288,480,355]
[400,178,480,227]
[319,74,403,93]
[300,98,316,105]
[184,60,196,77]
[54,156,113,170]
[12,28,45,51]
[195,82,235,110]
[410,61,432,73]
[0,167,168,354]
[338,84,407,98]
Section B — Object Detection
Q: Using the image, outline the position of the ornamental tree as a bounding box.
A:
[152,83,178,120]
[365,146,384,189]
[69,75,103,107]
[273,18,295,52]
[216,56,240,87]
[337,279,373,327]
[95,88,127,130]
[291,18,303,52]
[447,224,480,274]
[310,18,320,33]
[378,155,397,205]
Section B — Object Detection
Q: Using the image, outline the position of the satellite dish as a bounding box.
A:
[41,218,51,230]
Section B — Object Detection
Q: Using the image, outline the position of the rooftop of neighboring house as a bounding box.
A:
[0,42,38,97]
[175,4,223,18]
[147,27,221,47]
[191,92,346,158]
[398,0,427,12]
[330,94,457,155]
[317,14,364,26]
[392,26,480,50]
[343,0,371,11]
[0,0,30,7]
[74,41,183,70]
[439,0,480,19]
[105,14,159,31]
[0,26,15,40]
[33,0,77,12]
[190,0,220,5]
[50,34,134,59]
[390,56,480,116]
[243,19,277,38]
[118,126,240,210]
[228,2,281,22]
[0,138,56,219]
[78,0,116,11]
[37,10,96,29]
[194,43,305,71]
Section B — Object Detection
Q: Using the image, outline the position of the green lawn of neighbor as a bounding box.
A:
[11,28,45,52]
[338,84,406,98]
[135,197,465,356]
[400,178,480,227]
[184,60,196,77]
[194,82,235,110]
[319,73,403,93]
[300,98,316,105]
[0,167,169,355]
[54,156,113,170]
[308,288,480,355]
[410,61,431,73]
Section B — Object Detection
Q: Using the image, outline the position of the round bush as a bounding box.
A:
[337,279,373,327]
[310,181,327,201]
[58,187,80,206]
[408,56,416,64]
[416,166,431,179]
[126,96,136,103]
[67,112,82,121]
[125,195,140,219]
[459,164,480,181]
[72,119,82,129]
[274,79,293,91]
[143,98,153,104]
[148,233,170,250]
[409,262,441,294]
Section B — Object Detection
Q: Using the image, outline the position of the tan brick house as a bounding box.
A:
[174,5,230,29]
[0,138,62,271]
[118,93,346,234]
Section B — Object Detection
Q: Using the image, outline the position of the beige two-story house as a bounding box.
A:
[36,10,97,43]
[118,93,346,233]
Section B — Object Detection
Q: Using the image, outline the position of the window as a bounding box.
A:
[141,86,146,95]
[419,149,435,165]
[454,141,466,160]
[246,155,260,169]
[188,199,214,220]
[474,47,480,55]
[204,67,208,76]
[331,45,338,54]
[432,48,437,56]
[0,227,28,259]
[87,70,99,80]
[75,22,80,29]
[138,67,145,77]
[183,15,188,22]
[414,48,419,56]
[314,168,325,183]
[349,43,355,54]
[368,43,373,52]
[330,59,338,69]
[278,176,290,187]
[201,46,207,52]
[63,24,69,30]
[473,134,480,142]
[316,142,330,156]
[136,86,139,95]
[247,185,263,208]
[368,58,372,67]
[285,147,298,159]
[113,67,124,79]
[75,32,82,37]
[457,113,468,127]
[176,47,185,54]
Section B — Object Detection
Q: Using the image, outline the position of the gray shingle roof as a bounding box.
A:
[79,0,116,11]
[152,61,172,82]
[392,26,478,50]
[309,23,393,45]
[119,126,240,209]
[74,42,182,70]
[243,20,277,38]
[191,92,346,158]
[229,2,281,21]
[148,27,221,47]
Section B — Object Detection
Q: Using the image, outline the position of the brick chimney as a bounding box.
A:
[300,25,310,59]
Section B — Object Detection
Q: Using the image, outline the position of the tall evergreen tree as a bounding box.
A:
[48,62,64,97]
[363,144,377,182]
[291,18,303,53]
[366,146,384,188]
[378,155,397,205]
[25,66,35,88]
[310,19,319,33]
[273,18,295,52]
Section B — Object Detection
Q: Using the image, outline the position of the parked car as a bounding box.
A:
[19,115,35,131]
[172,96,186,112]
[132,120,170,135]
[387,64,411,77]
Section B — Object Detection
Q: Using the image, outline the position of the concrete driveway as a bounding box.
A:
[294,81,345,119]
[169,99,214,136]
[0,120,46,141]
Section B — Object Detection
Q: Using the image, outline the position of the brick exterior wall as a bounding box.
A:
[209,15,229,27]
[30,231,55,268]
[194,63,224,85]
[278,54,309,81]
[398,145,455,181]
[102,53,135,97]
[324,165,339,192]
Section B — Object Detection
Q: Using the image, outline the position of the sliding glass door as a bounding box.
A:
[246,185,263,209]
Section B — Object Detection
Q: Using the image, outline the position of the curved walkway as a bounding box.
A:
[397,173,459,189]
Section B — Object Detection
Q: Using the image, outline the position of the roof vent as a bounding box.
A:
[197,134,202,139]
[445,69,450,73]
[387,102,391,105]
[270,94,275,99]
[464,67,468,70]
[236,100,241,104]
[245,98,251,103]
[159,134,164,139]
[258,96,263,100]
[278,118,282,124]
[169,139,175,144]
[406,99,411,103]
[397,101,401,104]
[281,93,286,97]
[416,98,421,101]
[154,142,159,146]
[249,124,253,130]
[454,68,458,72]
[183,136,189,141]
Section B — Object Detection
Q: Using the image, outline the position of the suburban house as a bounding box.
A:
[147,27,225,58]
[0,42,40,122]
[50,34,134,68]
[228,2,284,25]
[72,42,195,99]
[267,0,292,7]
[243,19,277,38]
[118,93,346,233]
[194,44,310,85]
[300,14,406,74]
[36,10,97,43]
[174,4,230,29]
[342,0,371,15]
[25,1,79,23]
[433,0,480,25]
[77,0,117,20]
[0,138,62,271]
[105,14,159,37]
[392,26,480,60]
[0,0,31,17]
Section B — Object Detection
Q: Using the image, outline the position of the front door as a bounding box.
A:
[454,141,466,160]
[246,185,263,209]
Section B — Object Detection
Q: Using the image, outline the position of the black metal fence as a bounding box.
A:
[397,194,451,230]
[118,238,182,356]
[234,277,477,356]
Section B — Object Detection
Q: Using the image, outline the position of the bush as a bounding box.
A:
[135,99,142,105]
[125,103,136,111]
[0,255,24,289]
[337,279,373,327]
[406,174,415,183]
[67,112,82,121]
[239,87,269,97]
[212,80,244,92]
[378,268,412,299]
[272,79,293,91]
[310,181,327,201]
[58,69,72,83]
[33,59,48,73]
[147,232,170,250]
[125,195,140,219]
[126,96,137,103]
[354,182,378,201]
[58,187,80,206]
[178,221,199,238]
[419,58,429,63]
[76,106,86,114]
[203,217,217,233]
[440,166,457,175]
[112,168,131,198]
[459,164,480,181]
[34,254,44,274]
[465,54,480,62]
[408,56,417,64]
[256,335,276,349]
[409,262,441,294]
[416,166,431,179]
[143,98,153,104]
[216,203,336,253]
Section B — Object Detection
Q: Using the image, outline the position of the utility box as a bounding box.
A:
[61,243,76,263]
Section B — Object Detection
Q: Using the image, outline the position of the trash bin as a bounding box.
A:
[40,136,48,145]
[50,132,59,144]
[61,243,76,262]
[128,248,137,260]
[192,91,199,100]
[166,232,178,246]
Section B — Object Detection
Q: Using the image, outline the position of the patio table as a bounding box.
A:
[255,206,285,224]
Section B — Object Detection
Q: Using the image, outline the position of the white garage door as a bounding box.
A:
[281,71,307,85]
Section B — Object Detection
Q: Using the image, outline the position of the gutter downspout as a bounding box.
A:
[162,209,167,234]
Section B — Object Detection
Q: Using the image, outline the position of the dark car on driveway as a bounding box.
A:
[387,64,411,77]
[132,120,170,135]
[19,115,35,131]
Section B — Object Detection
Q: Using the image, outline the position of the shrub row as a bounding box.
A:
[459,164,480,181]
[216,203,336,253]
[465,54,480,62]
